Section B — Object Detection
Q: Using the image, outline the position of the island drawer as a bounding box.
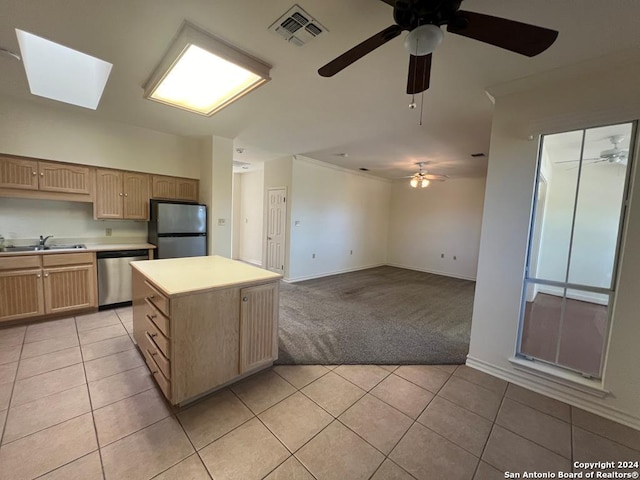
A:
[142,345,171,400]
[144,312,170,359]
[141,330,170,379]
[143,281,169,316]
[144,298,170,338]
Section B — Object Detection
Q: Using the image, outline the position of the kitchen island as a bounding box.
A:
[131,255,282,406]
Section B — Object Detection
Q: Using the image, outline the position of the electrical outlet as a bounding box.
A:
[218,218,226,226]
[441,253,444,258]
[105,228,112,237]
[312,253,316,259]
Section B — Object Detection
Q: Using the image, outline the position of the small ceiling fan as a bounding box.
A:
[556,136,629,167]
[404,162,447,188]
[318,0,559,94]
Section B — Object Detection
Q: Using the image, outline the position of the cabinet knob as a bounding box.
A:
[119,192,123,196]
[36,274,41,278]
[242,296,248,302]
[149,332,158,338]
[149,294,155,299]
[44,273,49,278]
[40,172,44,177]
[32,171,37,176]
[124,193,128,197]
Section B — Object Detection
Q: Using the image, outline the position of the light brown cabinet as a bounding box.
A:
[95,169,150,220]
[132,261,279,406]
[0,156,92,196]
[152,175,199,202]
[0,256,45,322]
[0,252,97,323]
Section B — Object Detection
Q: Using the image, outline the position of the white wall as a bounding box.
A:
[231,173,242,259]
[387,178,486,280]
[468,53,640,428]
[237,169,264,266]
[0,95,200,177]
[200,136,233,257]
[288,156,391,282]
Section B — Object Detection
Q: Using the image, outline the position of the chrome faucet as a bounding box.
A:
[39,235,53,247]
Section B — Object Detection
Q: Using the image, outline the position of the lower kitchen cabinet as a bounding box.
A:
[0,253,97,324]
[131,257,281,405]
[42,253,97,315]
[0,257,45,322]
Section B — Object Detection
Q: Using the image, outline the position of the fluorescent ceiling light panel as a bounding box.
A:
[15,29,112,110]
[144,22,271,116]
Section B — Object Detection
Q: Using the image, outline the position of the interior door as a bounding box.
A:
[266,188,286,274]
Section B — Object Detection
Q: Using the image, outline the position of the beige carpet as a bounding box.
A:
[276,266,475,365]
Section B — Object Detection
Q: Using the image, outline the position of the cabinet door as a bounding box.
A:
[0,269,45,322]
[176,178,198,202]
[239,282,278,373]
[38,161,91,194]
[43,264,97,315]
[95,169,123,219]
[152,175,176,199]
[123,172,150,220]
[0,156,39,190]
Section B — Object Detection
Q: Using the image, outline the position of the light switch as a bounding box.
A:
[295,221,301,227]
[218,218,226,226]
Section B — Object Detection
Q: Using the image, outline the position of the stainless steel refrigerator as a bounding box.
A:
[148,200,207,259]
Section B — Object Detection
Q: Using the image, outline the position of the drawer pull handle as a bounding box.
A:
[151,369,158,374]
[151,351,158,356]
[149,294,155,299]
[146,330,158,338]
[147,313,157,320]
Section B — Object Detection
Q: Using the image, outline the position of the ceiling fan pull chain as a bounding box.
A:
[419,90,424,126]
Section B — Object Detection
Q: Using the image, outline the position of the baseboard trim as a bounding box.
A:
[466,355,640,430]
[238,257,262,267]
[386,262,476,282]
[285,263,386,283]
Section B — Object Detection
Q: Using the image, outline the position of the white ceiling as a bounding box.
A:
[1,0,639,180]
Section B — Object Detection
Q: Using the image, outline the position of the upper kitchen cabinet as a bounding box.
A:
[95,168,150,220]
[152,175,199,202]
[0,155,92,200]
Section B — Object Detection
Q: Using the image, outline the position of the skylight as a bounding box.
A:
[143,22,271,117]
[15,29,112,110]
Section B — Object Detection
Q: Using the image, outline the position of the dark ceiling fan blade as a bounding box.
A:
[447,10,558,57]
[318,24,403,77]
[407,53,432,94]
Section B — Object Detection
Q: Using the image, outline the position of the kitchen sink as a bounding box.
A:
[1,244,86,252]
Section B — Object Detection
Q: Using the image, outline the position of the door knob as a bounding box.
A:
[242,297,248,302]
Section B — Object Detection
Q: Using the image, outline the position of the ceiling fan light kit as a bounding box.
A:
[318,0,559,97]
[410,173,430,188]
[404,24,443,56]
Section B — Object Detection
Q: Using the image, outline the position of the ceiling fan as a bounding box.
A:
[318,0,559,94]
[556,135,629,167]
[405,162,447,188]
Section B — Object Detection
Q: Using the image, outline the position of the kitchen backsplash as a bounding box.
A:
[0,197,147,244]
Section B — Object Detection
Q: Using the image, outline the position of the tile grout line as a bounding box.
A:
[470,380,509,477]
[0,328,26,446]
[73,314,108,480]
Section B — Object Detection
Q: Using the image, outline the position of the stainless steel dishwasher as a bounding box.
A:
[96,249,149,308]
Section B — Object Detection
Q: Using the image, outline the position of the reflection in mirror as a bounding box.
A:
[519,121,634,378]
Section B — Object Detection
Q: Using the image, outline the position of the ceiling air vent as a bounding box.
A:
[269,4,327,46]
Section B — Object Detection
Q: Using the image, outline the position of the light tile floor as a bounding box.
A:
[0,308,639,479]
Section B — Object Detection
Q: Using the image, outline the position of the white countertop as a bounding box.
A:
[131,255,282,296]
